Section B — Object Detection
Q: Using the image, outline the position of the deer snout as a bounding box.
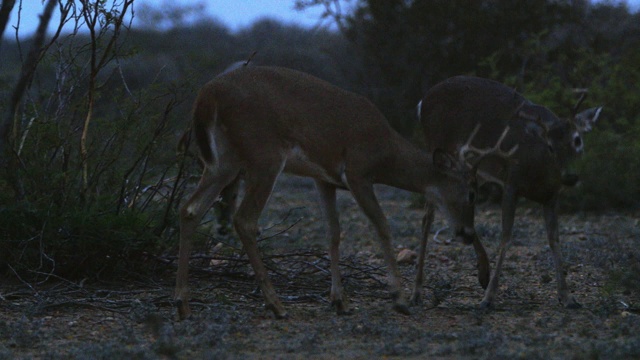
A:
[455,226,477,245]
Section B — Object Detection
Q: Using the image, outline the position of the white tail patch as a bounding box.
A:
[416,100,423,120]
[209,106,220,166]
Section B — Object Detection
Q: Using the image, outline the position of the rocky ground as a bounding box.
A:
[1,176,639,359]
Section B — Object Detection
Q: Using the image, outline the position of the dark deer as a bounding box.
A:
[175,66,504,320]
[415,76,602,308]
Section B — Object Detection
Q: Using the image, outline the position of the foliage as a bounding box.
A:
[0,199,161,278]
[572,124,640,209]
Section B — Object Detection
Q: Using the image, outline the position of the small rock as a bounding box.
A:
[397,248,418,264]
[211,242,224,254]
[210,259,228,267]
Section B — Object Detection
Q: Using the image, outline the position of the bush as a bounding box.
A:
[0,199,163,279]
[569,125,640,210]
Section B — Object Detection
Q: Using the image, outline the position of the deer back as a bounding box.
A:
[193,66,399,171]
[192,66,478,200]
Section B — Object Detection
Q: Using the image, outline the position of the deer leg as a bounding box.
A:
[233,164,287,318]
[543,197,581,309]
[480,185,517,309]
[215,175,240,235]
[410,202,435,305]
[347,176,409,315]
[474,235,491,290]
[315,180,350,315]
[176,166,239,320]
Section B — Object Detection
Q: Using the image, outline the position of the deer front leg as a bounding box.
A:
[315,181,350,314]
[410,203,435,305]
[543,198,581,309]
[233,167,287,319]
[347,177,410,315]
[473,235,490,290]
[480,185,517,309]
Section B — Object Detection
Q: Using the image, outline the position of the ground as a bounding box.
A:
[1,176,639,359]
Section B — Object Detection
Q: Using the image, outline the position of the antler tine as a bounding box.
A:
[496,126,519,156]
[459,124,518,167]
[458,123,481,164]
[572,88,588,115]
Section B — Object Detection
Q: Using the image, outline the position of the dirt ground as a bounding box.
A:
[1,175,639,359]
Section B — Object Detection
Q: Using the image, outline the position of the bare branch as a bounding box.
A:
[0,0,57,199]
[0,0,16,46]
[78,0,135,200]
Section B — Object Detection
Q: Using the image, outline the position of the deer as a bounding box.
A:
[174,66,514,320]
[414,75,602,309]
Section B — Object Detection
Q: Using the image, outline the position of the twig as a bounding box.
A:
[7,264,37,294]
[258,206,306,242]
[40,300,129,314]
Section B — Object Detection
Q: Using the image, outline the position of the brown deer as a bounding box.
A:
[414,75,602,308]
[175,66,512,320]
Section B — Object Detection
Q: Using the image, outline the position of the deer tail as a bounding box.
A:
[192,93,219,166]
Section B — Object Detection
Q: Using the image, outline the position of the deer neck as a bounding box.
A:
[372,136,438,194]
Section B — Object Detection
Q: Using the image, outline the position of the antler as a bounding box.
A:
[572,88,588,115]
[459,123,519,167]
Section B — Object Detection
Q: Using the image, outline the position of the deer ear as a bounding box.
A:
[574,107,602,133]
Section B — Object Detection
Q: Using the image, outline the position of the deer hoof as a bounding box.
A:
[409,292,422,306]
[332,300,353,316]
[393,302,411,315]
[478,300,493,310]
[272,310,289,320]
[562,297,582,309]
[265,303,288,319]
[175,299,192,321]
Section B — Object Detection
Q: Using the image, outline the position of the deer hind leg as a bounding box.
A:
[215,175,241,235]
[411,202,435,305]
[480,185,517,309]
[543,198,581,309]
[346,176,409,315]
[176,165,240,320]
[315,180,351,315]
[233,162,287,318]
